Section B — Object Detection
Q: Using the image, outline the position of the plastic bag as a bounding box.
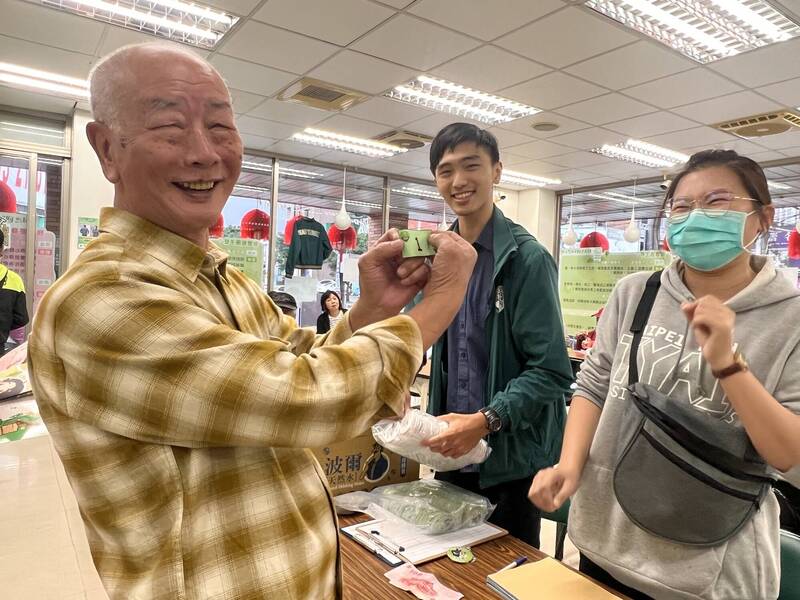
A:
[335,480,494,534]
[371,409,491,472]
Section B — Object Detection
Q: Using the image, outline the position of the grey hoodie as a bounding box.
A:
[570,256,800,600]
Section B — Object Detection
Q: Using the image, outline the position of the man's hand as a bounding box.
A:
[423,232,477,300]
[348,229,431,331]
[528,465,580,512]
[407,232,477,349]
[422,413,488,459]
[681,295,736,371]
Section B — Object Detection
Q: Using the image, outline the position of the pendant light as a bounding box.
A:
[562,187,578,246]
[334,166,352,230]
[438,191,449,231]
[623,179,641,243]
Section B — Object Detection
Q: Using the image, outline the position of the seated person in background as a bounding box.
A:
[267,290,298,322]
[317,289,347,334]
[28,42,477,600]
[0,230,28,354]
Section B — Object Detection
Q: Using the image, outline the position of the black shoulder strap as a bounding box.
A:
[628,271,662,386]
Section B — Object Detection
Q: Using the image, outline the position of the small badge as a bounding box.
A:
[446,546,475,563]
[495,286,505,313]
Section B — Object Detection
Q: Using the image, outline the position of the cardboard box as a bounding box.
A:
[313,432,420,496]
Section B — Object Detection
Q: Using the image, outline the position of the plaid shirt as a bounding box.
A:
[28,207,421,599]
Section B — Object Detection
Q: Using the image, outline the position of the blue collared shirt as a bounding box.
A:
[446,219,494,426]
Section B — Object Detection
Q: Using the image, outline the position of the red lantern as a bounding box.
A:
[0,180,17,213]
[284,214,301,245]
[328,224,357,251]
[240,209,270,240]
[789,229,800,260]
[209,214,224,238]
[661,237,670,252]
[580,231,609,251]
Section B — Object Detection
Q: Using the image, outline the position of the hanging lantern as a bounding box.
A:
[580,231,609,251]
[328,224,357,251]
[661,237,670,252]
[0,180,17,213]
[209,214,224,238]
[789,229,800,260]
[335,167,352,230]
[623,206,640,243]
[240,209,270,240]
[284,213,301,245]
[563,222,577,246]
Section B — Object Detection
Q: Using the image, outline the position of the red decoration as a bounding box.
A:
[284,214,302,245]
[328,224,357,251]
[240,209,270,240]
[661,237,670,252]
[580,231,609,251]
[789,229,800,260]
[209,214,224,238]
[0,180,17,213]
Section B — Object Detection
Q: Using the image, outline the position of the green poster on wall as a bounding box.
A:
[215,237,265,286]
[559,248,672,336]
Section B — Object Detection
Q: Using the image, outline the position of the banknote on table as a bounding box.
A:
[385,563,463,600]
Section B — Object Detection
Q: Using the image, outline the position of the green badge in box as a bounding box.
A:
[399,229,436,258]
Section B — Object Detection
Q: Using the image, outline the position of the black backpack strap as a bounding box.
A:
[628,271,662,386]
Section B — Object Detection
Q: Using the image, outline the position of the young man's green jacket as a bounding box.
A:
[427,208,574,488]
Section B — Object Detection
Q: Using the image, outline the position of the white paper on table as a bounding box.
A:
[284,276,317,303]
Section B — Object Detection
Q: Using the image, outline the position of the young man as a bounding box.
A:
[0,230,28,354]
[422,123,573,547]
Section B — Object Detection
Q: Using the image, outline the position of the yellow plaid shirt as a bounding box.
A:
[28,207,421,599]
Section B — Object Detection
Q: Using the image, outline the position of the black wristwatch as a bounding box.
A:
[479,407,503,433]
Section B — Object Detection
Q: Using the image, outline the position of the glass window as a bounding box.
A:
[217,154,273,289]
[388,180,454,232]
[275,160,385,328]
[0,112,66,148]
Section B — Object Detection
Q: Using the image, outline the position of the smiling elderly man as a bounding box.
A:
[28,43,476,599]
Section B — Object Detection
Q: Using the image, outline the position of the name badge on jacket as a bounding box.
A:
[495,286,505,313]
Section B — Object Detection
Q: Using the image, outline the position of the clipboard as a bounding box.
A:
[341,518,507,566]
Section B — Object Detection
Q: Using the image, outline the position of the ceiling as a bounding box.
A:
[3,0,800,193]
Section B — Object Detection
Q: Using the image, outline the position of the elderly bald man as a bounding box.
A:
[28,43,476,599]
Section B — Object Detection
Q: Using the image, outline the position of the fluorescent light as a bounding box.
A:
[768,181,792,190]
[0,62,88,99]
[291,128,408,158]
[592,139,688,169]
[234,184,270,195]
[585,0,800,63]
[588,192,654,206]
[35,0,238,49]
[391,187,442,199]
[625,139,689,164]
[241,161,321,179]
[501,170,562,187]
[385,75,539,126]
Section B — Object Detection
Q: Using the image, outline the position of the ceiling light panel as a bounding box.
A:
[585,0,800,63]
[291,128,408,158]
[0,62,88,99]
[501,170,562,187]
[592,139,689,168]
[391,187,442,199]
[241,161,322,179]
[33,0,238,49]
[385,75,540,126]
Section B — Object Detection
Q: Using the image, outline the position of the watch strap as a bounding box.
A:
[712,353,748,379]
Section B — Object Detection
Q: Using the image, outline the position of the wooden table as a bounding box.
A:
[340,514,627,599]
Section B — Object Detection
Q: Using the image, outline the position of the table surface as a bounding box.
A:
[340,514,627,599]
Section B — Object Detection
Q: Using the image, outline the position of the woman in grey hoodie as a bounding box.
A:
[530,150,800,600]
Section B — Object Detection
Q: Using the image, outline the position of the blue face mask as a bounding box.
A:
[667,209,758,272]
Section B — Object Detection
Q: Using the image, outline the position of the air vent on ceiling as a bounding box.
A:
[713,110,800,138]
[278,78,368,111]
[373,130,433,150]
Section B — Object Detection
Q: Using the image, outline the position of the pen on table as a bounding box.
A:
[497,556,528,573]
